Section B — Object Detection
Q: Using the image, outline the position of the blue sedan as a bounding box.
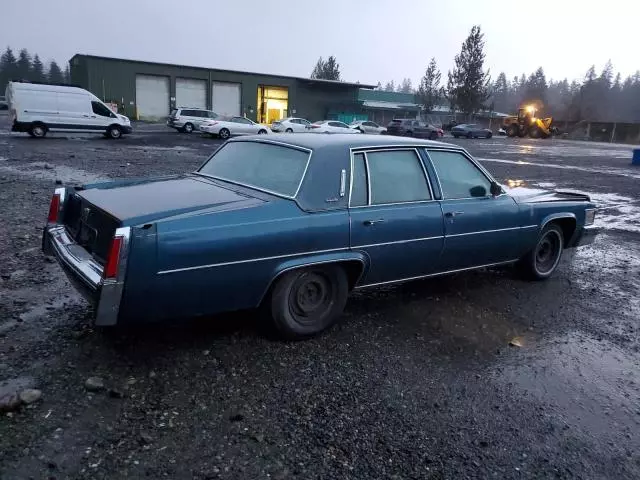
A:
[43,134,598,338]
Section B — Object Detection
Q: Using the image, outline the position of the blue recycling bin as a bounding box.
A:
[633,149,640,166]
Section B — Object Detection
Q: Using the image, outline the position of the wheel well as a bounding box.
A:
[547,217,577,247]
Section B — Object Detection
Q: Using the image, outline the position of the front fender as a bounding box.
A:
[257,251,369,305]
[539,212,576,232]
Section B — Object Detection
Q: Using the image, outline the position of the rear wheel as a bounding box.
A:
[107,125,122,139]
[486,131,492,139]
[405,130,413,137]
[268,265,349,339]
[29,123,47,138]
[518,224,564,280]
[258,129,267,134]
[183,122,194,133]
[285,128,293,133]
[219,128,230,139]
[429,131,438,140]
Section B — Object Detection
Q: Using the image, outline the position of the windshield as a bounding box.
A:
[197,141,310,197]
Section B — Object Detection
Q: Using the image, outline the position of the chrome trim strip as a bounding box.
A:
[95,226,131,326]
[446,225,538,237]
[349,147,435,208]
[157,246,350,275]
[355,259,519,289]
[353,235,443,249]
[539,214,576,231]
[46,225,103,287]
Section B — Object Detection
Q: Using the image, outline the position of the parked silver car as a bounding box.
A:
[349,120,386,134]
[167,108,218,133]
[271,117,312,133]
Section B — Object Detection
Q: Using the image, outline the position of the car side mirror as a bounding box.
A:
[470,185,487,197]
[490,182,503,196]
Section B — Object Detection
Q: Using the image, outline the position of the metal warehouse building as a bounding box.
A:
[70,54,375,123]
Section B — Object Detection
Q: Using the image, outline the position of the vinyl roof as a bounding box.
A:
[71,54,376,89]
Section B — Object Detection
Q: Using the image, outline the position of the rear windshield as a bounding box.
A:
[197,141,310,197]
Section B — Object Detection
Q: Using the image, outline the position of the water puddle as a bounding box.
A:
[495,332,640,441]
[0,159,108,184]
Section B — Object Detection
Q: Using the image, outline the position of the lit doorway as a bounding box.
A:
[257,86,288,125]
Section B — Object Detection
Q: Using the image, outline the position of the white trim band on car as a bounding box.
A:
[352,235,443,249]
[355,259,520,289]
[446,225,539,238]
[157,246,350,275]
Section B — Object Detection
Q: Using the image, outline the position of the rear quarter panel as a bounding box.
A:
[150,200,350,321]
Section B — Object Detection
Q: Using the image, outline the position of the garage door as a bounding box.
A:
[176,78,206,110]
[212,82,241,116]
[135,75,169,120]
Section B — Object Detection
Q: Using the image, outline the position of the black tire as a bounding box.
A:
[405,130,413,137]
[29,123,47,138]
[518,224,564,280]
[219,128,230,140]
[507,124,519,137]
[486,132,492,139]
[529,126,541,138]
[466,131,473,139]
[258,129,267,135]
[268,265,349,339]
[285,128,293,133]
[107,125,122,139]
[429,131,438,140]
[183,122,194,134]
[452,134,459,139]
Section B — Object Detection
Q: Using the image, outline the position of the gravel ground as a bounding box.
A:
[1,119,639,479]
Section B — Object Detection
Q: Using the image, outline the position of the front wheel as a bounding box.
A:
[518,224,564,280]
[183,123,194,133]
[268,265,349,339]
[107,125,122,139]
[486,132,492,139]
[218,128,230,139]
[29,123,47,138]
[466,131,473,139]
[258,129,267,134]
[285,128,293,133]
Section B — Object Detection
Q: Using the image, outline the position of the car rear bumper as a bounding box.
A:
[43,224,127,326]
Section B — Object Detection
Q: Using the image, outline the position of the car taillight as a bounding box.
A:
[104,236,124,279]
[47,187,66,224]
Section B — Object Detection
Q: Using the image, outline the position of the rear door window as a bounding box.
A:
[350,153,368,207]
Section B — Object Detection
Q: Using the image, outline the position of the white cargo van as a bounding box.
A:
[6,81,132,138]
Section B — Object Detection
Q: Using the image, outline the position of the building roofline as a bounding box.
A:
[70,54,376,89]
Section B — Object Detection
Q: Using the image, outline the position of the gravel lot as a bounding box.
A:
[1,117,639,479]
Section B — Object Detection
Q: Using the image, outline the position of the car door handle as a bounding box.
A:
[82,115,89,117]
[444,211,464,218]
[363,219,385,226]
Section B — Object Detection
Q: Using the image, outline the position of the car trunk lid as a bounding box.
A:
[63,175,265,263]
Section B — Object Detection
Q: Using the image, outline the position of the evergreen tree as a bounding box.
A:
[445,25,491,115]
[310,56,340,80]
[398,78,413,93]
[0,46,18,91]
[16,48,32,81]
[384,80,395,92]
[417,58,442,113]
[31,54,44,82]
[64,64,71,84]
[47,60,64,84]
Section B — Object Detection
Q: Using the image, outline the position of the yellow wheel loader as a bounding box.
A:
[503,105,557,139]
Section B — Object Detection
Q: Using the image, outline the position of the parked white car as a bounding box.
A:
[167,108,218,133]
[271,117,312,133]
[6,81,131,139]
[349,120,387,134]
[200,116,270,139]
[306,120,360,134]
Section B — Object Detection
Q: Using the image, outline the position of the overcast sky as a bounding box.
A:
[3,0,638,86]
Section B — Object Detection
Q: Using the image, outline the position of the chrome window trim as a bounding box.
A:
[355,259,519,289]
[194,139,313,200]
[157,246,350,275]
[348,147,435,208]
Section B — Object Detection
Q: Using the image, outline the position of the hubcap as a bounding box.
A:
[221,130,229,139]
[34,127,44,137]
[535,231,562,274]
[288,272,333,325]
[111,129,120,138]
[186,124,192,132]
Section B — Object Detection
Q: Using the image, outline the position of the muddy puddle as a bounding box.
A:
[0,159,108,184]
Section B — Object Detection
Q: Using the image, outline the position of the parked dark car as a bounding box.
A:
[386,119,439,139]
[452,123,493,139]
[42,134,599,339]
